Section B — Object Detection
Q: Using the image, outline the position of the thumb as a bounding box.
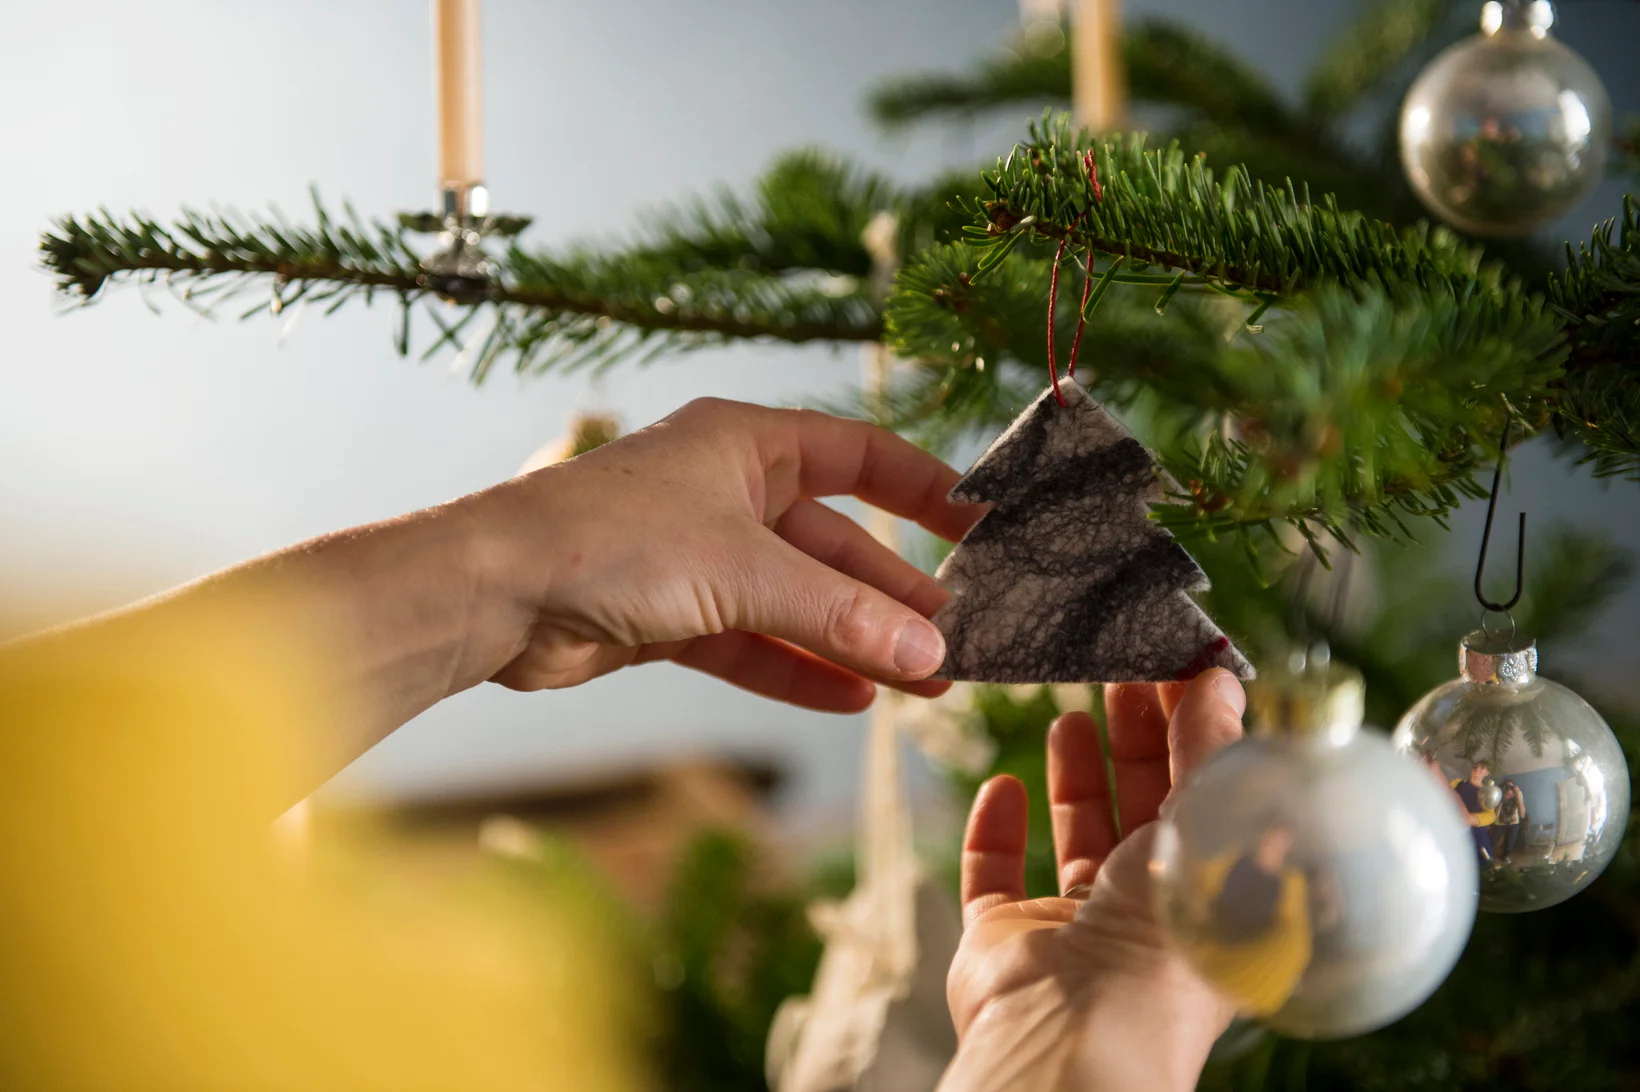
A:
[1167,667,1247,790]
[720,531,947,681]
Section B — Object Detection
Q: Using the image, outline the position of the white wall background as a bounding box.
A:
[2,0,1636,819]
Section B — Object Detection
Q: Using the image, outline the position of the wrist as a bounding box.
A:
[942,973,1225,1092]
[454,467,597,672]
[1066,975,1225,1092]
[441,479,563,681]
[322,497,517,702]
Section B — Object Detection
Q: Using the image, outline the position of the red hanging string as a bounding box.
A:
[1067,247,1096,381]
[1046,232,1073,407]
[1046,151,1105,404]
[1082,150,1103,203]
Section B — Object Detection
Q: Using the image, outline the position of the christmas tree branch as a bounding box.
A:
[868,24,1069,128]
[1302,0,1457,119]
[38,116,1638,489]
[610,150,907,278]
[39,161,905,379]
[883,118,1609,542]
[42,207,880,343]
[1548,196,1640,479]
[1149,282,1562,543]
[970,119,1518,301]
[870,18,1307,144]
[886,245,1558,544]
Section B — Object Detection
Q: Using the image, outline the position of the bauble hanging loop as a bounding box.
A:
[1473,414,1526,615]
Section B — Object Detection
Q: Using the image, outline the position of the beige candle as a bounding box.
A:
[435,0,483,194]
[1073,0,1126,130]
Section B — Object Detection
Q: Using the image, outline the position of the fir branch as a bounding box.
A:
[38,151,993,378]
[886,118,1589,542]
[620,149,896,277]
[1122,20,1309,143]
[1303,0,1458,119]
[817,358,1041,453]
[39,186,888,381]
[886,244,1557,542]
[1550,197,1640,348]
[885,242,1231,405]
[869,18,1306,143]
[975,118,1511,301]
[1174,121,1428,231]
[1150,281,1563,541]
[869,25,1069,127]
[1548,196,1640,479]
[843,263,1226,451]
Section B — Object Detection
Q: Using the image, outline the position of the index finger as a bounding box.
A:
[759,407,985,543]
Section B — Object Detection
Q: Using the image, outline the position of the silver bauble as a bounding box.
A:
[1153,658,1477,1039]
[1399,1,1610,236]
[1393,631,1630,913]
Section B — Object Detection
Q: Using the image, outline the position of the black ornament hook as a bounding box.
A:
[1474,416,1526,614]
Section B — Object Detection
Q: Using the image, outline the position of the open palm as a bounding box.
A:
[941,671,1249,1092]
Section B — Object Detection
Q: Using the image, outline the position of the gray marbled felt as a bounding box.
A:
[933,378,1255,683]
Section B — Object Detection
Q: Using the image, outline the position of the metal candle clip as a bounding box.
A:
[399,183,531,301]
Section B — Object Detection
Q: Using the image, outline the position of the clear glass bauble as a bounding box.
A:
[1153,659,1478,1039]
[1398,1,1610,236]
[1392,631,1630,913]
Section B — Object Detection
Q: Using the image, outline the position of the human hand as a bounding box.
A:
[463,398,983,711]
[940,671,1248,1092]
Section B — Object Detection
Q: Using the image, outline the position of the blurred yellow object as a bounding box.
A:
[1185,854,1312,1018]
[0,598,645,1090]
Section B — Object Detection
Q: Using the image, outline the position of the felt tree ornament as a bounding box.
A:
[933,377,1254,684]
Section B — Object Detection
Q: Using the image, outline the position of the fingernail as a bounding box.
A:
[1211,670,1247,717]
[893,619,945,677]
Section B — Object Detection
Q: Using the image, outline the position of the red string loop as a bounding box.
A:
[1067,246,1096,381]
[1046,233,1073,406]
[1047,150,1106,403]
[1082,150,1103,203]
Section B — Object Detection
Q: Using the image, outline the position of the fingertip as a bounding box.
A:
[1047,710,1101,763]
[974,772,1027,809]
[839,677,878,713]
[965,774,1028,852]
[1047,711,1108,806]
[1175,667,1247,732]
[1202,666,1247,717]
[892,616,946,679]
[940,499,991,543]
